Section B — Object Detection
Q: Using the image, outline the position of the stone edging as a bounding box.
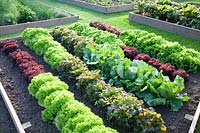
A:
[58,0,134,13]
[129,12,200,41]
[0,15,79,35]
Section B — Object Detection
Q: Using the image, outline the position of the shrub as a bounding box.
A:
[17,4,37,23]
[0,0,19,25]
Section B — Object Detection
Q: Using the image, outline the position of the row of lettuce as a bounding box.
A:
[54,23,188,112]
[29,73,116,133]
[90,21,200,74]
[90,21,189,81]
[0,39,117,132]
[21,28,167,132]
[120,46,189,81]
[0,39,44,81]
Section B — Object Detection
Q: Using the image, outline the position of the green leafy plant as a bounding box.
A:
[61,113,103,133]
[136,0,200,29]
[35,80,68,106]
[17,4,37,23]
[28,72,115,132]
[20,0,69,20]
[58,55,89,78]
[28,73,60,96]
[119,30,200,73]
[64,23,189,111]
[43,45,69,69]
[22,27,167,132]
[54,100,92,130]
[42,90,74,121]
[0,0,19,25]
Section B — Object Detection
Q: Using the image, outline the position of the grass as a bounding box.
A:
[0,0,200,52]
[196,120,200,133]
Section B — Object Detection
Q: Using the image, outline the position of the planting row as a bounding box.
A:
[0,39,44,81]
[90,21,122,35]
[0,39,117,132]
[22,28,166,132]
[29,73,116,133]
[51,24,189,112]
[121,46,189,81]
[119,29,200,73]
[136,0,200,30]
[89,21,189,81]
[90,21,200,73]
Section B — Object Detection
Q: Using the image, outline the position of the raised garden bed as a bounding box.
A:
[0,82,25,132]
[0,34,200,132]
[1,30,200,132]
[0,15,78,35]
[57,0,134,13]
[0,39,60,132]
[0,38,119,132]
[50,24,200,132]
[129,12,200,41]
[0,0,79,35]
[189,101,200,133]
[87,21,200,132]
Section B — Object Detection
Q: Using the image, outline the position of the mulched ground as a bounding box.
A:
[0,38,200,133]
[0,38,59,133]
[0,96,16,133]
[0,38,119,133]
[155,73,200,133]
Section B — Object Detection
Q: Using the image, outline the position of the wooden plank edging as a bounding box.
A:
[0,82,25,133]
[58,0,134,13]
[189,101,200,133]
[0,15,79,35]
[129,12,200,41]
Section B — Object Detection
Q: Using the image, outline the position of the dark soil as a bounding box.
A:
[0,38,122,133]
[14,38,123,133]
[0,96,16,133]
[1,38,200,133]
[155,73,200,133]
[0,39,59,133]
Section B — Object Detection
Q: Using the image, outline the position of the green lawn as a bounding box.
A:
[0,0,200,52]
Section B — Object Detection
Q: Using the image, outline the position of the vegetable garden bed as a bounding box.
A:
[85,21,200,132]
[129,13,200,41]
[0,0,79,35]
[0,38,60,132]
[0,38,119,133]
[1,38,200,132]
[1,25,200,132]
[0,15,78,35]
[57,0,134,13]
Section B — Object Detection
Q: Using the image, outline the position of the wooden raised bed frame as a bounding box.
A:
[0,82,25,133]
[129,12,200,41]
[58,0,134,14]
[189,101,200,133]
[0,15,79,35]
